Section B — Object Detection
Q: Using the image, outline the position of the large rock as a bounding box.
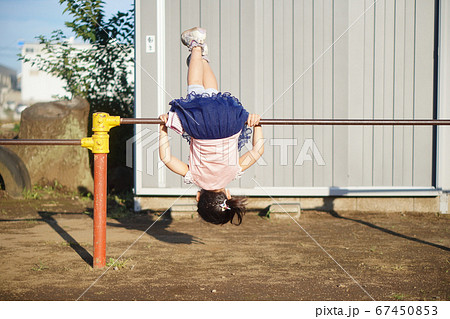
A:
[8,97,93,192]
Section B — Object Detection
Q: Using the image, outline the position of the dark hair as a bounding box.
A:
[197,189,247,225]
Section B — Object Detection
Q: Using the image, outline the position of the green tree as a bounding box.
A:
[21,0,135,117]
[20,0,135,192]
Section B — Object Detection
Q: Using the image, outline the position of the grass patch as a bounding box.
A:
[23,179,77,200]
[22,188,41,200]
[369,246,383,255]
[392,293,405,300]
[31,261,49,271]
[392,265,406,271]
[106,257,130,270]
[60,241,76,247]
[80,192,93,201]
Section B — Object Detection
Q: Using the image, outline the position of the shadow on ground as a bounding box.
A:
[307,197,450,252]
[0,209,203,268]
[105,210,204,245]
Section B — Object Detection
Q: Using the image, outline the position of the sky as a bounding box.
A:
[0,0,133,73]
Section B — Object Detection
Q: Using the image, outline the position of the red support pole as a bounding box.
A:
[93,153,107,269]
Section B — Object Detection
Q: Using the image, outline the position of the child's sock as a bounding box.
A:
[186,44,209,66]
[186,52,210,67]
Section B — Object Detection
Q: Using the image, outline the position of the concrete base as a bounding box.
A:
[135,193,449,215]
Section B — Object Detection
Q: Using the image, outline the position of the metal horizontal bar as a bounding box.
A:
[0,139,81,146]
[120,118,450,126]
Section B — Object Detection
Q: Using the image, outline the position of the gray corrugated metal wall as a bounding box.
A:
[136,0,436,195]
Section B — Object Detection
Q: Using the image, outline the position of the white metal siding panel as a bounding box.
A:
[137,0,159,189]
[273,0,294,187]
[372,0,385,186]
[413,0,435,187]
[292,0,304,187]
[392,0,406,186]
[239,0,258,188]
[135,0,437,195]
[362,0,376,187]
[201,0,221,71]
[313,0,334,187]
[382,0,395,186]
[260,0,275,187]
[333,1,349,186]
[253,0,268,187]
[293,0,314,187]
[401,0,416,186]
[348,0,366,186]
[164,0,181,188]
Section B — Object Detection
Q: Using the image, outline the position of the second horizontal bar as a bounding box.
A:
[0,139,81,146]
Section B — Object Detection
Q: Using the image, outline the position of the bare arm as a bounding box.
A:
[159,114,189,176]
[239,114,264,171]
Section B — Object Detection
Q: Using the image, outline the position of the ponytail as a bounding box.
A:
[225,196,247,225]
[197,190,247,225]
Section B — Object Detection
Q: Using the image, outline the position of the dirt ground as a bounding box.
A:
[0,193,449,301]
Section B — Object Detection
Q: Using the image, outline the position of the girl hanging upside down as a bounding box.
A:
[159,27,264,226]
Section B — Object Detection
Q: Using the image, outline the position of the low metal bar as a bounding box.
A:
[120,118,450,126]
[0,139,81,145]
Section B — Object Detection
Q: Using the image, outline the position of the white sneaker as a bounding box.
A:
[181,27,207,49]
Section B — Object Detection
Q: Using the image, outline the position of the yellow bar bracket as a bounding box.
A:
[81,112,121,154]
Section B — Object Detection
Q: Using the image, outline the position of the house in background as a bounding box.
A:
[0,64,19,109]
[20,42,134,105]
[20,42,92,105]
